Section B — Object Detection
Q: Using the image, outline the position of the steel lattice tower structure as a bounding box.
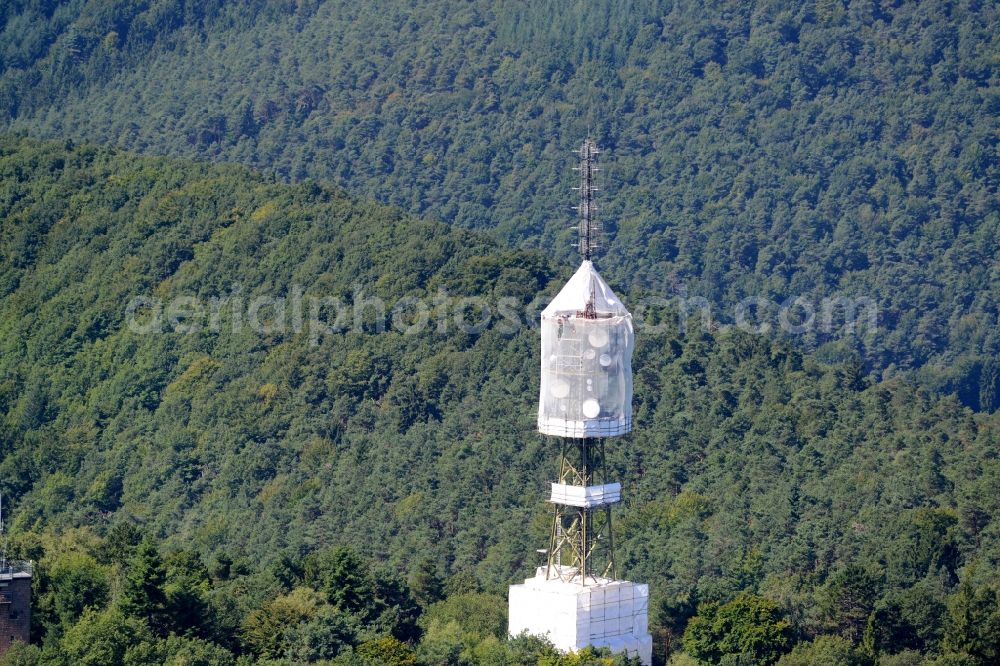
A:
[546,436,618,583]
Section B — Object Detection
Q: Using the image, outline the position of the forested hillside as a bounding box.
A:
[0,0,997,399]
[2,137,1000,664]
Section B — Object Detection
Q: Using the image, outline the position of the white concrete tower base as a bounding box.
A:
[508,567,652,665]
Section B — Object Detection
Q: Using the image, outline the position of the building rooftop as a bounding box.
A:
[0,561,33,579]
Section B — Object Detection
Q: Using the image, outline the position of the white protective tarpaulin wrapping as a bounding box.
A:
[549,482,621,508]
[508,567,652,665]
[538,261,634,438]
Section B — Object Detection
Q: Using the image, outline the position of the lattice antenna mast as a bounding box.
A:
[574,139,602,261]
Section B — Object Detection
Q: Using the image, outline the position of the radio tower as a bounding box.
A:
[508,140,651,664]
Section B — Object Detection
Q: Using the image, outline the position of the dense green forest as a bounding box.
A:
[0,0,997,402]
[1,137,1000,664]
[1,0,999,663]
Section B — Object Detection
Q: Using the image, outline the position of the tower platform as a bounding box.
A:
[508,566,652,665]
[549,482,621,507]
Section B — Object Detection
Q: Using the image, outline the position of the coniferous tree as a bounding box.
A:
[942,583,1000,663]
[119,537,169,634]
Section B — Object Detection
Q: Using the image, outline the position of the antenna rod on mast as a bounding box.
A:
[577,139,601,261]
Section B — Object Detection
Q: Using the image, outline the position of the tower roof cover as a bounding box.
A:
[542,261,630,318]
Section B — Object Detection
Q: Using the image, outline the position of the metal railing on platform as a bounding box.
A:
[0,560,33,579]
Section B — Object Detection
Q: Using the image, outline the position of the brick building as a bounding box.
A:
[0,562,31,656]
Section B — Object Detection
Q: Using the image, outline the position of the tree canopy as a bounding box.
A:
[0,136,998,664]
[0,0,996,401]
